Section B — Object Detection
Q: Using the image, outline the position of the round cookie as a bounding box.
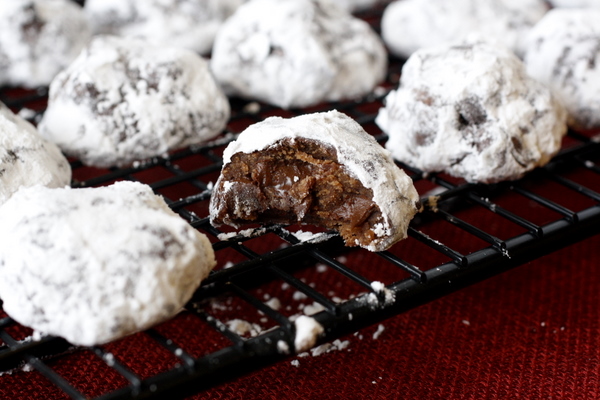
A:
[376,40,567,184]
[0,0,91,88]
[210,0,387,109]
[524,9,600,129]
[210,110,420,252]
[0,181,216,346]
[0,101,71,206]
[84,0,245,56]
[381,0,548,59]
[38,35,230,168]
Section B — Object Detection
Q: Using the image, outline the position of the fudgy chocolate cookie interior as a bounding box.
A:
[213,138,384,248]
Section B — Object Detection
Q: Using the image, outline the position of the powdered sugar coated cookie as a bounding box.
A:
[524,9,600,129]
[381,0,548,59]
[210,0,387,109]
[0,0,91,88]
[0,181,216,346]
[376,41,567,183]
[84,0,245,55]
[0,101,71,206]
[210,110,419,252]
[38,35,230,168]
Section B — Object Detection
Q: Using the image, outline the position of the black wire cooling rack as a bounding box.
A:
[2,5,600,400]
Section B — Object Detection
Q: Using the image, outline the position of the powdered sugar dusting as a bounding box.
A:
[38,35,230,168]
[0,181,216,346]
[294,316,324,353]
[0,0,91,87]
[85,0,244,55]
[0,102,72,207]
[217,110,419,251]
[210,0,387,109]
[377,40,567,184]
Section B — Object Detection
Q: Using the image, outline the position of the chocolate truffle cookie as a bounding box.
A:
[38,35,230,168]
[0,181,216,346]
[376,41,567,184]
[210,110,420,252]
[84,0,244,55]
[0,101,71,206]
[381,0,548,59]
[0,0,91,88]
[524,9,600,129]
[210,0,387,109]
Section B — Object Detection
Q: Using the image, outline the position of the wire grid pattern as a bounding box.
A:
[2,7,600,400]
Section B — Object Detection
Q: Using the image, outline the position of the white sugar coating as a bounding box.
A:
[0,181,216,346]
[84,0,245,56]
[376,41,567,184]
[210,0,387,109]
[294,315,324,353]
[381,0,548,59]
[212,110,420,252]
[0,0,91,88]
[38,35,230,168]
[0,102,71,206]
[548,0,600,7]
[523,9,600,129]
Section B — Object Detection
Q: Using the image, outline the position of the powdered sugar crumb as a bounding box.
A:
[291,359,300,367]
[294,316,324,353]
[265,297,281,311]
[291,230,335,244]
[373,324,385,340]
[226,319,263,337]
[277,340,290,355]
[218,227,267,241]
[303,302,325,316]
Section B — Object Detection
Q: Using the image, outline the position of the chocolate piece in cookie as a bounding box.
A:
[0,0,91,88]
[210,111,419,252]
[38,35,230,168]
[0,181,216,346]
[376,40,567,184]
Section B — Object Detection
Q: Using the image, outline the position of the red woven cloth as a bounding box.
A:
[3,232,599,399]
[194,234,600,400]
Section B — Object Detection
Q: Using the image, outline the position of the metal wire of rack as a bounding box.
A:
[1,5,600,400]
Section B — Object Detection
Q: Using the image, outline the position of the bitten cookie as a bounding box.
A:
[376,41,567,184]
[0,181,216,346]
[210,0,387,109]
[38,35,230,168]
[381,0,548,59]
[524,9,600,129]
[84,0,244,55]
[0,0,91,88]
[210,110,420,252]
[0,101,71,206]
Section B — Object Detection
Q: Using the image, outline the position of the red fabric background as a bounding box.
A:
[198,233,600,400]
[3,232,599,399]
